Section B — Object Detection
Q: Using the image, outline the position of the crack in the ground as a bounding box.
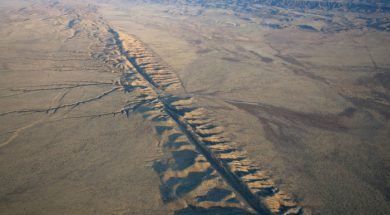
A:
[0,87,120,116]
[7,82,112,93]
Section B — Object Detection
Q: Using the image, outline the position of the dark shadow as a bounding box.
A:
[158,167,216,203]
[172,150,198,171]
[174,205,255,215]
[196,188,233,202]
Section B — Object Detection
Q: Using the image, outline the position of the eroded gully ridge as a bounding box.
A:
[91,25,303,215]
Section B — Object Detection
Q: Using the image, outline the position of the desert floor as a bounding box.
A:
[0,1,389,215]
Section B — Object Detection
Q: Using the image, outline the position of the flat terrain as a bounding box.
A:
[0,0,389,215]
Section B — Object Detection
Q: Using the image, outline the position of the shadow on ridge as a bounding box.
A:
[174,205,256,215]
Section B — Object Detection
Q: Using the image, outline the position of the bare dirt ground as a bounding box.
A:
[0,0,389,215]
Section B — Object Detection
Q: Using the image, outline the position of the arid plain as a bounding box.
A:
[0,0,389,215]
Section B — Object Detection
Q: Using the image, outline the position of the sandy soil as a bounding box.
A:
[0,0,389,215]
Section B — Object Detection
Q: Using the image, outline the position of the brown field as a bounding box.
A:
[0,1,389,214]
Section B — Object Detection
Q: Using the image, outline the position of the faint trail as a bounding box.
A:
[364,44,378,72]
[49,89,69,114]
[0,119,43,149]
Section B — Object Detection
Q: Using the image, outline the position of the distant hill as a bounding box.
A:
[132,0,390,13]
[120,0,390,31]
